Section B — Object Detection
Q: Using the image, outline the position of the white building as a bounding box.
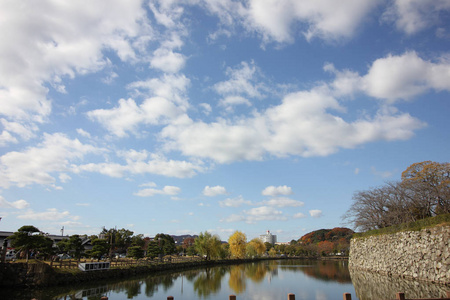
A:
[260,230,277,245]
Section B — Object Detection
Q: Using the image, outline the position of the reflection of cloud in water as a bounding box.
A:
[350,268,448,300]
[296,290,310,300]
[315,290,328,300]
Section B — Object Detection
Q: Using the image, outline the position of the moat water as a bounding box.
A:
[2,259,448,300]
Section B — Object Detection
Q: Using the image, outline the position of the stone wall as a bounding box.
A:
[349,225,449,285]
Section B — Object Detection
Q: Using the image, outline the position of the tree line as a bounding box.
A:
[343,161,449,231]
[5,225,353,262]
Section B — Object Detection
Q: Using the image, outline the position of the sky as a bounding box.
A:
[0,0,449,242]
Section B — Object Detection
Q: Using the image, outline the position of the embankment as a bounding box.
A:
[0,258,269,288]
[349,225,449,285]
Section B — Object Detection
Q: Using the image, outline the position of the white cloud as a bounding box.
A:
[327,52,450,102]
[214,61,265,99]
[261,197,304,208]
[87,97,185,137]
[382,0,450,35]
[76,128,91,138]
[59,173,71,183]
[0,196,29,209]
[17,208,79,221]
[262,185,293,196]
[0,0,149,124]
[0,133,103,188]
[162,84,424,162]
[76,203,91,207]
[150,48,186,73]
[221,214,246,223]
[74,152,204,179]
[134,185,181,197]
[219,195,251,207]
[128,74,190,108]
[1,119,38,142]
[293,212,306,219]
[221,206,287,223]
[244,206,287,223]
[362,52,450,101]
[309,209,322,218]
[139,181,157,187]
[199,103,212,115]
[89,74,190,137]
[202,0,379,44]
[0,130,17,147]
[203,185,228,197]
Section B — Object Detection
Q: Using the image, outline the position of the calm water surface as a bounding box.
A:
[2,259,447,300]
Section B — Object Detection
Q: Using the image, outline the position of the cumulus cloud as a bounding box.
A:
[260,197,304,208]
[89,74,190,137]
[201,0,379,44]
[214,61,265,99]
[309,210,323,218]
[74,151,204,179]
[0,0,149,124]
[87,97,185,138]
[221,206,287,223]
[382,0,450,35]
[0,196,29,209]
[293,212,306,219]
[203,185,228,197]
[262,185,293,196]
[134,185,181,197]
[219,196,251,207]
[161,85,424,162]
[327,51,450,102]
[17,208,79,221]
[0,133,103,188]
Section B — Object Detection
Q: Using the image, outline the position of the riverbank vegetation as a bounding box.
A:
[343,161,449,231]
[353,213,450,239]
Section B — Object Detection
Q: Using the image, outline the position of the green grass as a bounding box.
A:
[353,213,450,239]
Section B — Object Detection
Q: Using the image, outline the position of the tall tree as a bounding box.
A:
[194,231,222,260]
[154,233,176,256]
[343,161,450,231]
[228,231,246,258]
[58,235,85,259]
[146,241,160,259]
[88,238,109,260]
[9,225,45,262]
[246,238,265,257]
[127,246,144,259]
[401,161,450,214]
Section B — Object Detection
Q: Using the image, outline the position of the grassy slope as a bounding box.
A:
[353,213,450,239]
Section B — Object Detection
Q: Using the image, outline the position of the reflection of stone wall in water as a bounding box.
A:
[350,268,448,300]
[349,225,449,285]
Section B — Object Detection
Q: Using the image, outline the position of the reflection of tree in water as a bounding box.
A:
[279,259,351,283]
[143,273,178,298]
[302,261,351,283]
[229,265,246,294]
[244,262,268,283]
[108,278,143,298]
[193,267,227,298]
[183,269,204,282]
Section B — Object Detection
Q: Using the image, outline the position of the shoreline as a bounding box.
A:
[1,256,326,288]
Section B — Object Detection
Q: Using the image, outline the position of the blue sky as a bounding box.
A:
[0,0,449,242]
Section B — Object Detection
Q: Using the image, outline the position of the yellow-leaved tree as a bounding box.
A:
[246,238,266,257]
[228,230,247,258]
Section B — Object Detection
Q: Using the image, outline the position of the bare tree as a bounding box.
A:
[343,161,449,231]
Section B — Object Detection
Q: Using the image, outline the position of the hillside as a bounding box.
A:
[299,227,354,244]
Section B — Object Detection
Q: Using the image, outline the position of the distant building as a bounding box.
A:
[260,230,277,245]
